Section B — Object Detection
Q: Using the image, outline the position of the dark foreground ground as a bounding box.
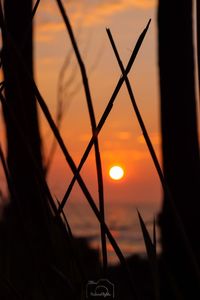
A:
[0,236,197,300]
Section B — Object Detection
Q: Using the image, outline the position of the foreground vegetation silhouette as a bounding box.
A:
[0,1,199,299]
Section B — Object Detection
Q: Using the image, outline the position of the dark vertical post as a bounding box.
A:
[3,0,43,206]
[158,0,200,297]
[0,0,54,296]
[197,0,200,99]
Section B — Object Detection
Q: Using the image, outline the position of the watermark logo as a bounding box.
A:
[86,279,114,299]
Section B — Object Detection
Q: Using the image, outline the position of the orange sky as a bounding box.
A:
[0,0,162,213]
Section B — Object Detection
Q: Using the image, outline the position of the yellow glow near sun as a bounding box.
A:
[109,166,124,181]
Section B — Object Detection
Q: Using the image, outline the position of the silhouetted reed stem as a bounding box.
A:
[137,211,159,300]
[55,0,107,273]
[32,0,41,18]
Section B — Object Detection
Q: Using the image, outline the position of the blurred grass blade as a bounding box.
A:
[137,210,159,300]
[137,210,156,261]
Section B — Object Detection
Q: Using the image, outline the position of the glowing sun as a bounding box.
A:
[109,166,124,181]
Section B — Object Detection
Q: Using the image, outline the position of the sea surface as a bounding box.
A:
[64,200,161,265]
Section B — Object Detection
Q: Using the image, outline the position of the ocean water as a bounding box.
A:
[64,200,161,265]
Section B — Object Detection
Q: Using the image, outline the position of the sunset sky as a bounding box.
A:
[1,0,162,213]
